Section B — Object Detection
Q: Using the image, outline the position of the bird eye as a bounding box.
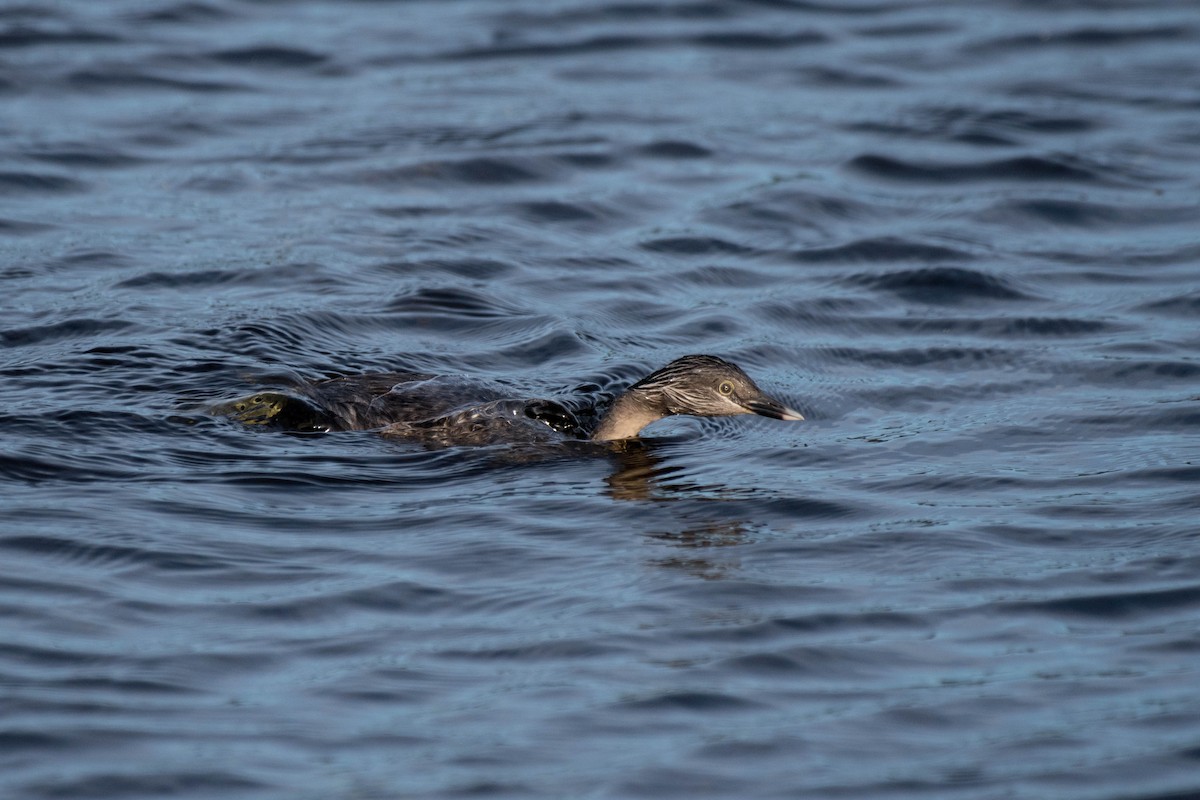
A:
[718,381,734,396]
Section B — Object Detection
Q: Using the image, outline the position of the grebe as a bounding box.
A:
[217,355,802,445]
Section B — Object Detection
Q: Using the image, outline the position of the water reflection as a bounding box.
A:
[604,440,677,501]
[605,440,755,579]
[645,522,751,580]
[604,438,767,503]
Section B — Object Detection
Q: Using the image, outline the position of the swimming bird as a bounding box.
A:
[216,354,803,446]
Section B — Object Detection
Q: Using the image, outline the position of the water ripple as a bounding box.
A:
[848,153,1104,185]
[3,1,1200,799]
[0,171,88,194]
[846,266,1033,304]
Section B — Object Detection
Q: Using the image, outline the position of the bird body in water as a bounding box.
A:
[216,355,802,446]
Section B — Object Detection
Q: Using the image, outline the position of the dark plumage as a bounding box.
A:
[215,355,802,446]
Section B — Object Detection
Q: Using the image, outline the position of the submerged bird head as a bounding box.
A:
[593,354,803,441]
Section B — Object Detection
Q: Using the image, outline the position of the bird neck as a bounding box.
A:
[591,390,667,442]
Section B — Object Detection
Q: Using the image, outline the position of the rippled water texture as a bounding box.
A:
[3,1,1199,798]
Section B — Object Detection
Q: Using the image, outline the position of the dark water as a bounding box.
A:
[3,1,1199,798]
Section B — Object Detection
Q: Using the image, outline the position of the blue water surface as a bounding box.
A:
[2,1,1199,798]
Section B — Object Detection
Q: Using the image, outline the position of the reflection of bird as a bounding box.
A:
[216,354,802,446]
